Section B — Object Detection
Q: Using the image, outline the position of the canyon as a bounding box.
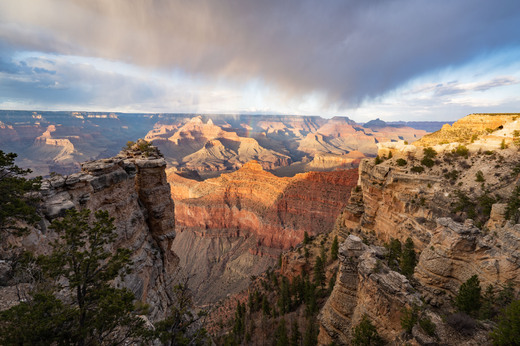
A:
[0,110,433,178]
[167,161,358,303]
[2,111,519,345]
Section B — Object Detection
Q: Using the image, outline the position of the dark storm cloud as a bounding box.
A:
[1,0,520,106]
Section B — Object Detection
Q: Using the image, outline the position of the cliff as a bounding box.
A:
[319,113,520,345]
[319,235,420,344]
[2,140,177,320]
[167,161,358,303]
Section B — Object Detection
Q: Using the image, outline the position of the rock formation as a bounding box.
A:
[167,161,359,303]
[318,235,420,345]
[4,140,177,320]
[319,113,520,345]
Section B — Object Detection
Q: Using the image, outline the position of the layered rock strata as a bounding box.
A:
[37,144,177,319]
[167,161,358,303]
[318,235,420,345]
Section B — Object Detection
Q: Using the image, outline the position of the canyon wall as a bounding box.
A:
[319,114,520,345]
[26,144,177,320]
[168,162,359,303]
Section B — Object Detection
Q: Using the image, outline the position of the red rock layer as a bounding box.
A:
[168,161,358,249]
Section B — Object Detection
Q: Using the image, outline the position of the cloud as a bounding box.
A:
[1,0,519,108]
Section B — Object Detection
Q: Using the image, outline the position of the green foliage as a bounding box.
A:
[475,170,485,182]
[123,140,135,150]
[455,275,482,316]
[303,318,318,346]
[375,155,383,165]
[303,231,310,245]
[0,150,41,234]
[451,190,477,220]
[500,139,508,149]
[490,300,520,346]
[400,304,418,334]
[0,292,73,344]
[290,320,301,346]
[0,209,146,345]
[444,169,459,181]
[313,256,325,288]
[320,244,327,264]
[330,235,339,261]
[453,145,469,157]
[387,151,393,159]
[154,282,208,346]
[352,315,385,346]
[278,276,292,314]
[411,166,424,173]
[419,317,436,337]
[421,157,435,168]
[505,186,520,221]
[274,318,289,346]
[396,158,407,166]
[423,147,437,159]
[400,238,417,278]
[385,238,402,271]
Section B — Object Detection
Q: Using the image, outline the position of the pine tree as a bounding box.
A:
[290,319,301,346]
[303,318,318,346]
[313,256,325,288]
[490,300,520,345]
[455,275,482,316]
[154,281,208,345]
[352,315,384,346]
[274,318,289,346]
[330,235,339,261]
[303,231,310,245]
[400,237,416,278]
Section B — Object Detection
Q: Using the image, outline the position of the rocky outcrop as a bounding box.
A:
[416,113,520,147]
[318,235,420,345]
[321,113,520,345]
[415,217,520,295]
[32,142,178,320]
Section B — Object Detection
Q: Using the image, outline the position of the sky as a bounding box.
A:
[1,0,520,122]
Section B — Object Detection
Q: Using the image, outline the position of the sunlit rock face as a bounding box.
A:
[320,113,520,345]
[167,161,359,303]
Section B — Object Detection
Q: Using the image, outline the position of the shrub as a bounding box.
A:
[423,147,437,159]
[375,155,383,165]
[455,275,482,316]
[500,139,508,149]
[421,157,435,168]
[388,151,393,159]
[475,170,485,182]
[396,158,407,166]
[453,145,469,157]
[444,169,459,181]
[490,300,520,345]
[419,317,436,337]
[352,315,385,346]
[411,166,424,173]
[446,312,476,336]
